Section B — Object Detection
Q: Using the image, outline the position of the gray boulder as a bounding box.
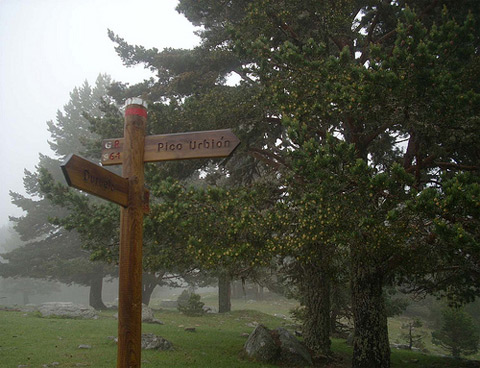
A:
[141,333,173,351]
[141,304,156,323]
[202,305,217,314]
[275,327,313,366]
[244,324,280,363]
[37,302,97,319]
[244,325,312,366]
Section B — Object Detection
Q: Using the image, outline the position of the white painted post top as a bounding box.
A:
[125,97,148,108]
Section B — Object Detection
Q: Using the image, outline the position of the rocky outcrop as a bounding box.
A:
[37,302,97,319]
[141,333,173,351]
[244,324,280,362]
[244,324,312,366]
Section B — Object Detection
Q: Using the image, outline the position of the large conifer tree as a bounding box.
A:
[3,75,114,309]
[105,2,480,367]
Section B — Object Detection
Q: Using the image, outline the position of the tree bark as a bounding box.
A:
[218,273,231,313]
[351,257,390,368]
[231,280,244,299]
[89,274,107,310]
[300,263,332,359]
[257,285,264,300]
[142,277,157,306]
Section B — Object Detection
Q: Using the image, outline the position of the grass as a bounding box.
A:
[388,316,480,362]
[0,308,284,368]
[1,298,479,368]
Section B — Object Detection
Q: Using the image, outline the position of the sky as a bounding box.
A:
[0,0,199,225]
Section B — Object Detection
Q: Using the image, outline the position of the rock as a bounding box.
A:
[275,328,313,366]
[244,325,312,366]
[241,332,250,338]
[37,302,97,319]
[78,345,91,349]
[202,305,217,314]
[184,327,196,332]
[244,325,280,363]
[391,343,411,350]
[141,333,173,351]
[141,304,155,322]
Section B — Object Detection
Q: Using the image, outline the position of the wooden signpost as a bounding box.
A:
[61,98,240,368]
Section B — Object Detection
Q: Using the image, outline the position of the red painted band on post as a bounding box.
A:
[125,107,148,118]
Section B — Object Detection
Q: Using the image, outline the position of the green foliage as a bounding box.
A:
[177,290,205,317]
[407,172,480,304]
[47,74,111,158]
[385,288,410,318]
[21,0,479,366]
[2,76,118,310]
[401,318,425,350]
[432,308,479,358]
[143,177,277,279]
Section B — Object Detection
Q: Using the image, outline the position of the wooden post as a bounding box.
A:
[117,98,147,368]
[61,97,240,367]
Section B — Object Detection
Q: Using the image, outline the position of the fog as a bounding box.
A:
[0,273,219,308]
[0,0,199,225]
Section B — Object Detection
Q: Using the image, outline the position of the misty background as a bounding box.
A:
[0,0,199,226]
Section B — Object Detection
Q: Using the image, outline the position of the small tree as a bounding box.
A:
[177,290,205,317]
[401,319,425,350]
[432,308,479,358]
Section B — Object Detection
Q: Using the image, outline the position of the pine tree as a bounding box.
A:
[432,308,479,358]
[102,2,480,365]
[4,75,114,309]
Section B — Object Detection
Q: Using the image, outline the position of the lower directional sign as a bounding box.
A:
[61,154,129,207]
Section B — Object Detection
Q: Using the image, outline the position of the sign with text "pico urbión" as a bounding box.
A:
[101,129,240,165]
[61,97,240,368]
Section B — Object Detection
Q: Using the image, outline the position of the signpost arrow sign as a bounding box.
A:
[62,98,240,368]
[101,129,240,166]
[61,154,129,207]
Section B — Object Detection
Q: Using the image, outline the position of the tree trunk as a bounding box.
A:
[351,258,390,368]
[301,263,332,359]
[330,307,339,336]
[218,273,231,313]
[142,279,157,306]
[257,285,264,300]
[89,274,107,310]
[231,280,244,299]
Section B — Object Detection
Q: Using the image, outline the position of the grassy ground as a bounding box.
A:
[1,297,479,367]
